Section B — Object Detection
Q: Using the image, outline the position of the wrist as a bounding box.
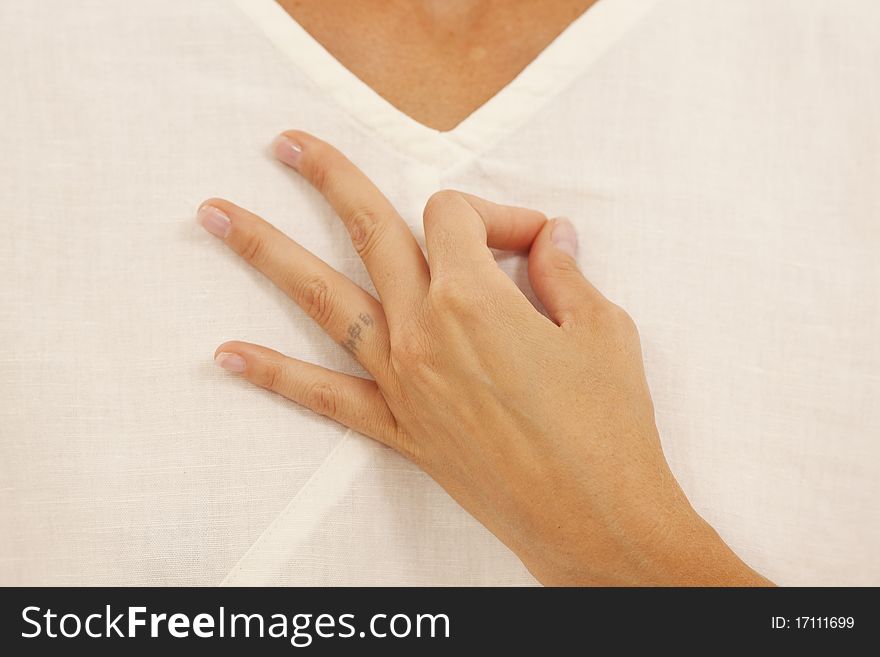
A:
[644,506,773,586]
[530,495,773,587]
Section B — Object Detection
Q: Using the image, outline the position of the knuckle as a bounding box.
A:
[430,276,477,316]
[389,329,432,373]
[297,275,335,326]
[598,302,639,336]
[618,309,638,334]
[611,305,637,331]
[389,339,418,369]
[304,381,339,417]
[423,189,460,221]
[256,361,283,390]
[308,161,328,195]
[548,254,581,278]
[237,231,266,265]
[347,206,383,258]
[300,142,331,194]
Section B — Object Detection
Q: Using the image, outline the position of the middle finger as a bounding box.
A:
[198,198,390,374]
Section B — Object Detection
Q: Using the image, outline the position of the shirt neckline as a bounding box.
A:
[232,0,659,169]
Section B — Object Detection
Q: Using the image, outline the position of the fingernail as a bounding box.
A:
[551,217,578,258]
[273,134,303,169]
[198,205,231,239]
[215,352,246,373]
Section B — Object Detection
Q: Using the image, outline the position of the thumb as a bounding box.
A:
[528,218,605,326]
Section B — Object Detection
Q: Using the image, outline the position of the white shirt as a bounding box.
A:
[1,0,878,585]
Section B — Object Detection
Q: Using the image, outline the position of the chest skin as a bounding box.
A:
[275,0,599,131]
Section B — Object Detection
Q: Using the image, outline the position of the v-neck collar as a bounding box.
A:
[232,0,659,169]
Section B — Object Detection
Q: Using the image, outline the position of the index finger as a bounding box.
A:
[421,190,547,276]
[273,130,430,324]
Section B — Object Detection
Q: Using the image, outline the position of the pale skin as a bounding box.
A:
[198,131,772,586]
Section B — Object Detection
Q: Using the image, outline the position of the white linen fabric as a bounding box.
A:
[1,0,878,586]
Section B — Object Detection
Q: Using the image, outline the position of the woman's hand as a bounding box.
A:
[199,131,770,586]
